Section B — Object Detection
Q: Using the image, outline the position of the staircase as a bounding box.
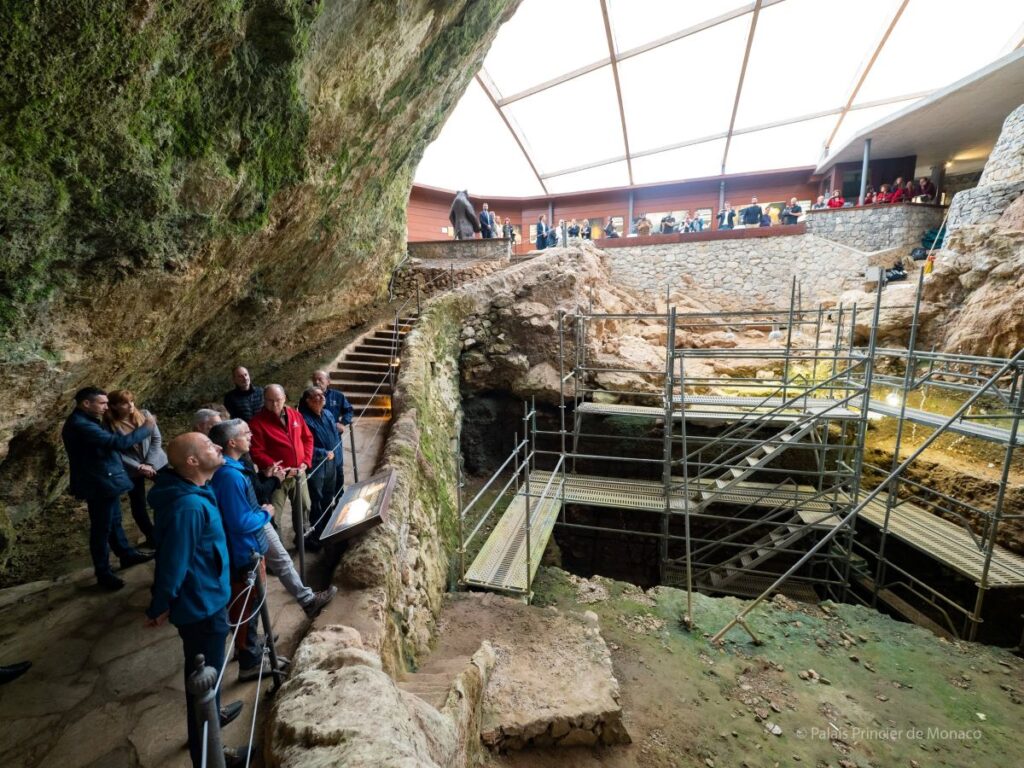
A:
[396,654,472,710]
[695,512,817,592]
[329,315,417,418]
[692,417,817,509]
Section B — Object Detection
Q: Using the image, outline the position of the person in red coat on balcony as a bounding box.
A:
[249,384,313,540]
[888,177,906,203]
[876,183,892,203]
[826,190,845,208]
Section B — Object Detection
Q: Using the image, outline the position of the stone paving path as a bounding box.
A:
[0,415,389,768]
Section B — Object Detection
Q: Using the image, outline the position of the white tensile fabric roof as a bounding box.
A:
[414,0,1024,197]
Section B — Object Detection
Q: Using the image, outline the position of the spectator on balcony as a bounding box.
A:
[889,178,907,203]
[580,219,592,240]
[759,207,772,227]
[716,202,736,230]
[603,220,620,238]
[659,213,676,234]
[567,218,580,237]
[916,177,937,202]
[905,180,918,202]
[781,197,802,225]
[502,217,516,243]
[827,191,845,208]
[877,183,892,203]
[739,197,762,228]
[479,203,495,239]
[547,221,561,248]
[811,195,827,210]
[636,216,652,236]
[862,186,877,205]
[687,213,704,232]
[535,214,549,250]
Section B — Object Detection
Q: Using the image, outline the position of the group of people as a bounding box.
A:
[61,366,357,766]
[534,215,602,249]
[634,211,706,235]
[477,202,518,242]
[715,196,804,229]
[810,177,938,209]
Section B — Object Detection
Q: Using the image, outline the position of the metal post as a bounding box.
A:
[252,555,286,691]
[718,179,726,214]
[627,190,635,235]
[456,427,465,583]
[661,307,674,584]
[872,268,925,605]
[968,368,1024,641]
[186,655,226,768]
[522,402,533,597]
[858,138,871,205]
[840,283,882,601]
[348,426,359,483]
[558,311,567,459]
[781,276,797,403]
[292,479,306,585]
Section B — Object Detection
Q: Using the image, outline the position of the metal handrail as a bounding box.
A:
[710,347,1024,644]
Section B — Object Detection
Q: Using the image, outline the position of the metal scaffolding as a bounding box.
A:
[456,276,1024,643]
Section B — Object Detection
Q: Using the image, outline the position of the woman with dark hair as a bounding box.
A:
[889,177,906,203]
[298,386,340,550]
[862,186,876,205]
[105,389,166,548]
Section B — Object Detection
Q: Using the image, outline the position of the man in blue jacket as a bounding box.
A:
[146,432,245,768]
[313,370,354,506]
[62,386,156,590]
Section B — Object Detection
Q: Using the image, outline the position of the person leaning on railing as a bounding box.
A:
[298,386,342,552]
[249,385,313,544]
[313,370,353,510]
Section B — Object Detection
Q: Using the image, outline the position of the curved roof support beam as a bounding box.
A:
[599,0,634,185]
[475,70,549,195]
[720,0,764,175]
[823,0,910,153]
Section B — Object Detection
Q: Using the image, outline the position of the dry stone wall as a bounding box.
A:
[805,204,946,252]
[409,238,512,260]
[603,233,870,307]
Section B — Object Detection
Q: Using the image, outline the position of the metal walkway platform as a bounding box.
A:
[855,493,1024,587]
[463,471,844,595]
[576,400,857,423]
[864,402,1024,446]
[463,486,561,595]
[532,471,843,523]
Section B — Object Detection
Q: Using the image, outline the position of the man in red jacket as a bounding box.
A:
[249,384,313,536]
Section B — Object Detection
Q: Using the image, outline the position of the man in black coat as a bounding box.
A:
[61,387,156,590]
[224,366,264,422]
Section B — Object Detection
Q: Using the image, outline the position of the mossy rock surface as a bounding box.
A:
[0,0,521,577]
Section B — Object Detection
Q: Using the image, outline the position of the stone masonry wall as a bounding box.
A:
[804,204,947,251]
[948,106,1024,231]
[409,238,512,260]
[392,257,511,303]
[604,233,871,307]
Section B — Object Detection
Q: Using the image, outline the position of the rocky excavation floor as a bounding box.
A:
[482,568,1024,768]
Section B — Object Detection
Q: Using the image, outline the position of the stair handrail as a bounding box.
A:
[674,373,867,497]
[710,347,1024,645]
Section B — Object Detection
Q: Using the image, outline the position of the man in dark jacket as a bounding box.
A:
[61,387,155,590]
[146,433,244,768]
[313,370,354,506]
[740,196,763,228]
[298,387,341,551]
[223,366,263,422]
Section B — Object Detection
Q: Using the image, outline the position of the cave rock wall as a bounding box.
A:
[0,0,520,570]
[923,103,1024,357]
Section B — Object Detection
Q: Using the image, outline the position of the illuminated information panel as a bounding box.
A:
[319,468,396,543]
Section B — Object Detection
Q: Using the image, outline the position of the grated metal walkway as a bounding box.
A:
[855,493,1024,587]
[864,402,1024,446]
[463,471,844,594]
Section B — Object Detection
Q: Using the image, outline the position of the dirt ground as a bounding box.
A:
[477,568,1024,768]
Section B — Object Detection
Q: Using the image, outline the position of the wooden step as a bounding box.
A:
[327,380,391,394]
[341,359,393,371]
[347,351,396,363]
[355,405,390,418]
[347,394,391,407]
[330,369,391,383]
